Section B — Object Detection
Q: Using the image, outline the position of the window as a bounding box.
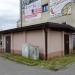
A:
[62,22,66,24]
[0,35,2,46]
[0,41,2,46]
[42,4,48,12]
[0,35,2,40]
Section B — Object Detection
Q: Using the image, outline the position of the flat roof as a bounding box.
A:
[0,22,75,34]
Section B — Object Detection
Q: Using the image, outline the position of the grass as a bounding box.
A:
[0,53,75,70]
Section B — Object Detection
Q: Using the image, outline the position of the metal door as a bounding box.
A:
[64,34,69,55]
[6,36,11,53]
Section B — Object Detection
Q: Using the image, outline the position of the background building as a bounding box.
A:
[17,0,75,28]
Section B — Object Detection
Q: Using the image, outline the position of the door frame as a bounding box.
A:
[64,34,69,55]
[5,35,11,53]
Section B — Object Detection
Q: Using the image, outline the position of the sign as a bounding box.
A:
[50,0,72,18]
[24,0,42,21]
[22,0,38,9]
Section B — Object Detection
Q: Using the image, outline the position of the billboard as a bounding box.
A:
[23,0,42,21]
[50,0,72,18]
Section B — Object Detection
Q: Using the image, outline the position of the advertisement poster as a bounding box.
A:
[24,0,42,21]
[50,0,72,18]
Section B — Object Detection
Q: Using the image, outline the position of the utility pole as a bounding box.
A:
[20,0,22,27]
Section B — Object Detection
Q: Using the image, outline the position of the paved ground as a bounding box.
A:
[0,57,75,75]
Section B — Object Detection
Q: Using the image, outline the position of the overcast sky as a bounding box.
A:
[0,0,19,30]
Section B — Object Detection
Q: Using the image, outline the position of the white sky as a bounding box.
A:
[0,0,20,30]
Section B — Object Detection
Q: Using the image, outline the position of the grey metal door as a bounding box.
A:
[64,34,69,55]
[6,36,11,53]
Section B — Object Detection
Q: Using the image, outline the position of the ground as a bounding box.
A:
[0,57,75,75]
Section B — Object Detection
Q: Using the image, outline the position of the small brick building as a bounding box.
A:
[0,22,75,60]
[0,0,75,60]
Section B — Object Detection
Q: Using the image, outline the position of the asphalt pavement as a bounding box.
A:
[0,57,75,75]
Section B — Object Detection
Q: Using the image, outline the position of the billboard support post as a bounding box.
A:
[20,0,22,27]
